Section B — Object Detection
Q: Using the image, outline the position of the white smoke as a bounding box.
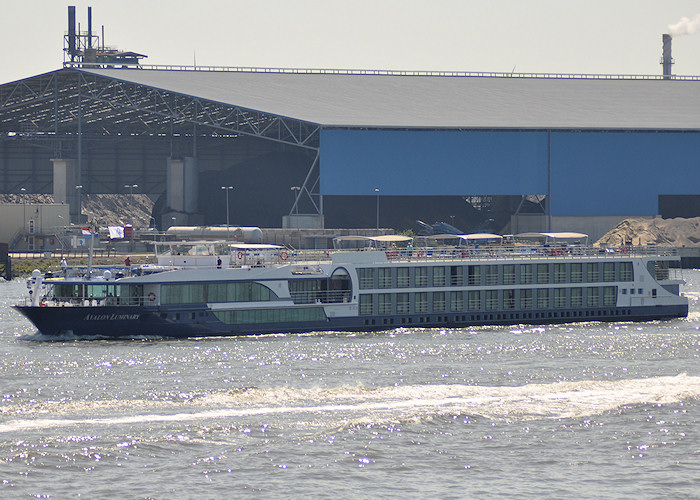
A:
[668,14,700,36]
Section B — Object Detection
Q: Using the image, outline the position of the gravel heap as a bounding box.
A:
[595,217,700,247]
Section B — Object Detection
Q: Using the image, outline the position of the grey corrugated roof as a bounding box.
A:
[81,68,700,130]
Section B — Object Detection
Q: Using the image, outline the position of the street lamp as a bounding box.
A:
[124,184,138,197]
[20,187,26,235]
[221,186,234,239]
[375,188,380,229]
[75,185,83,224]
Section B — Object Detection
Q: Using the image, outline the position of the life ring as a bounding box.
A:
[622,246,629,254]
[417,250,424,258]
[237,251,244,260]
[326,250,330,258]
[461,249,467,258]
[488,248,495,256]
[280,251,289,261]
[147,292,156,302]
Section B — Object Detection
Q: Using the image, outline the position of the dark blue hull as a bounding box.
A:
[13,302,689,339]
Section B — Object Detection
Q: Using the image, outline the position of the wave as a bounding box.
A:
[2,374,698,434]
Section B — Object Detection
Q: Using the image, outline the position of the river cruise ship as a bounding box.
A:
[14,234,688,338]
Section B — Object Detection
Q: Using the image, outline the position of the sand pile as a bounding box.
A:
[595,217,700,247]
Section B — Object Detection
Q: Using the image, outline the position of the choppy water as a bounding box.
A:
[1,272,700,499]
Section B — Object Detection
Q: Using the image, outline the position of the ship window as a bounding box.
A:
[570,263,582,283]
[520,264,533,284]
[587,263,599,282]
[213,307,327,325]
[359,294,373,315]
[397,293,410,314]
[485,290,499,310]
[603,287,617,306]
[537,289,549,308]
[485,265,499,285]
[358,268,375,289]
[378,293,392,314]
[468,290,480,310]
[450,266,464,286]
[397,267,410,288]
[587,287,600,307]
[415,292,428,313]
[503,265,515,285]
[571,288,583,307]
[603,262,615,282]
[520,289,532,309]
[433,267,446,287]
[162,281,276,305]
[467,266,481,285]
[553,264,567,283]
[537,264,549,284]
[503,289,515,309]
[415,267,428,287]
[378,268,392,288]
[652,289,657,298]
[450,291,463,312]
[619,262,633,281]
[553,288,567,308]
[432,292,446,312]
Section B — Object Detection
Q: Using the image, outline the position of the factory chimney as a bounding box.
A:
[662,34,674,79]
[67,6,77,61]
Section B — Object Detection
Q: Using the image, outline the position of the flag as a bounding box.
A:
[81,227,92,236]
[108,226,125,239]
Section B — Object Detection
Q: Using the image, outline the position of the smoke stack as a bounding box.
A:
[87,6,92,49]
[662,33,674,79]
[67,6,77,61]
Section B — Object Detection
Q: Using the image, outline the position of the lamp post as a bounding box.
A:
[291,186,300,248]
[124,184,138,250]
[124,184,138,197]
[75,185,83,224]
[221,186,233,240]
[20,187,26,238]
[375,188,380,230]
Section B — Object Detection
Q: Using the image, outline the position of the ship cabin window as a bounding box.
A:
[51,283,141,305]
[587,263,599,282]
[571,288,583,307]
[537,289,549,308]
[415,267,428,287]
[553,288,567,308]
[503,289,515,309]
[467,266,481,286]
[652,289,657,298]
[570,263,583,283]
[619,262,633,281]
[503,265,515,285]
[520,264,533,284]
[397,267,410,288]
[378,268,392,288]
[359,294,373,315]
[520,289,533,309]
[587,287,599,307]
[378,293,392,314]
[397,293,410,314]
[433,292,446,312]
[537,264,549,284]
[415,292,428,313]
[553,264,567,283]
[289,273,351,305]
[468,290,480,310]
[653,261,670,280]
[603,263,615,282]
[485,265,499,285]
[450,291,464,312]
[433,267,446,287]
[358,268,375,289]
[603,287,617,306]
[450,266,464,286]
[162,281,277,305]
[485,290,499,310]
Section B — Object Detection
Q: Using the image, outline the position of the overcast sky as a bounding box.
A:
[2,0,700,83]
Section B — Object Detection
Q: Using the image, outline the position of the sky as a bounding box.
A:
[2,0,700,84]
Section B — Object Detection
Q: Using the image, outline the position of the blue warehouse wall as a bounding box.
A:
[320,129,700,217]
[320,129,548,196]
[551,131,700,216]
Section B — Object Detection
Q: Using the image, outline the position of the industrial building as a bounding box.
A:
[1,8,699,248]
